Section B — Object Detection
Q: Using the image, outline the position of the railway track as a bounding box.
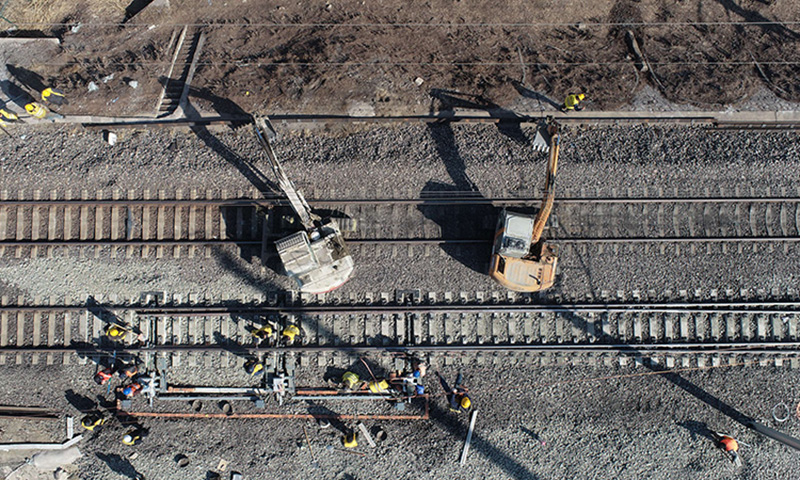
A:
[1,296,798,369]
[1,189,799,259]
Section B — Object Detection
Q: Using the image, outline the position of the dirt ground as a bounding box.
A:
[3,0,800,117]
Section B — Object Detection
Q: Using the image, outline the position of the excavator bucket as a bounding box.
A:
[531,120,552,153]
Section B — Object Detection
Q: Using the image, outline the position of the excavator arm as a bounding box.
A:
[253,115,318,230]
[529,125,560,247]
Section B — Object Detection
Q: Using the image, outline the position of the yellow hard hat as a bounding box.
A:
[460,396,471,410]
[107,326,123,337]
[343,432,358,448]
[577,93,585,100]
[282,324,300,341]
[25,104,35,113]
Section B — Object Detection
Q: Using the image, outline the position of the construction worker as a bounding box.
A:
[437,371,472,413]
[244,359,264,376]
[281,324,301,345]
[367,378,390,394]
[0,109,19,122]
[341,371,360,391]
[80,414,106,432]
[24,102,48,119]
[122,429,144,446]
[122,382,143,398]
[712,432,741,465]
[41,87,67,106]
[562,93,585,112]
[343,430,358,448]
[251,324,274,341]
[93,367,116,385]
[119,363,138,379]
[105,323,128,340]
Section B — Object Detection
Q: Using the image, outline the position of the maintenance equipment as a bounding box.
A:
[253,115,354,293]
[489,121,560,292]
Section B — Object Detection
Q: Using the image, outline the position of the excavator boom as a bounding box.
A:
[530,130,560,244]
[253,115,317,230]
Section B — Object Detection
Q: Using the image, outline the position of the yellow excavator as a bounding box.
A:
[489,121,560,292]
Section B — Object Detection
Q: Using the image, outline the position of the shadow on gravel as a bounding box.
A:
[429,402,540,479]
[418,120,494,274]
[677,420,715,442]
[96,453,144,480]
[429,88,529,144]
[65,389,96,413]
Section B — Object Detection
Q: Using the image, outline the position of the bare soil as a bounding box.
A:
[3,0,800,117]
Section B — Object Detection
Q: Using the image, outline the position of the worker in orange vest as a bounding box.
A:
[123,382,143,397]
[712,432,741,465]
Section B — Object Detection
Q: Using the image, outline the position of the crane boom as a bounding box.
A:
[530,129,560,244]
[253,115,317,230]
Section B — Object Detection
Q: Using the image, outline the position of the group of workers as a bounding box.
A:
[332,362,474,448]
[1,87,66,128]
[244,322,302,375]
[82,323,155,445]
[86,357,150,446]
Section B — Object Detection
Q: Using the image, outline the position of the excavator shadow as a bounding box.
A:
[418,180,493,274]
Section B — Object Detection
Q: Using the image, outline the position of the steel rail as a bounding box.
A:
[2,301,799,314]
[81,113,722,130]
[2,195,799,207]
[1,342,798,356]
[3,235,799,248]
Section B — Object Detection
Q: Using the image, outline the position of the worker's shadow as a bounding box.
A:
[677,420,715,442]
[417,124,495,274]
[0,80,35,110]
[511,80,562,110]
[5,64,46,95]
[430,88,529,145]
[212,331,251,360]
[96,453,144,480]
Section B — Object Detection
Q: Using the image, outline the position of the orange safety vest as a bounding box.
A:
[720,436,739,452]
[25,102,47,119]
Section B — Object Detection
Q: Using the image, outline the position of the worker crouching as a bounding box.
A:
[343,430,358,448]
[281,324,301,345]
[562,93,585,112]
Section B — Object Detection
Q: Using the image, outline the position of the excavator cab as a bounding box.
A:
[489,121,560,292]
[253,116,355,293]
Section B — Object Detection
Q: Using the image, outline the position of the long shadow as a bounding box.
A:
[639,354,800,451]
[428,401,540,479]
[122,0,154,23]
[715,0,800,41]
[5,64,46,94]
[65,389,96,413]
[96,453,143,480]
[511,80,562,110]
[430,88,529,145]
[0,80,34,109]
[417,122,494,274]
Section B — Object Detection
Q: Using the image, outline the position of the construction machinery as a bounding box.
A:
[489,121,560,292]
[253,115,354,293]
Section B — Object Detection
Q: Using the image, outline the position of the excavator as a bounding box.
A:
[253,115,355,293]
[489,120,560,292]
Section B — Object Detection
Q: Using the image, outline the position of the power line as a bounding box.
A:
[32,60,800,67]
[9,21,800,28]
